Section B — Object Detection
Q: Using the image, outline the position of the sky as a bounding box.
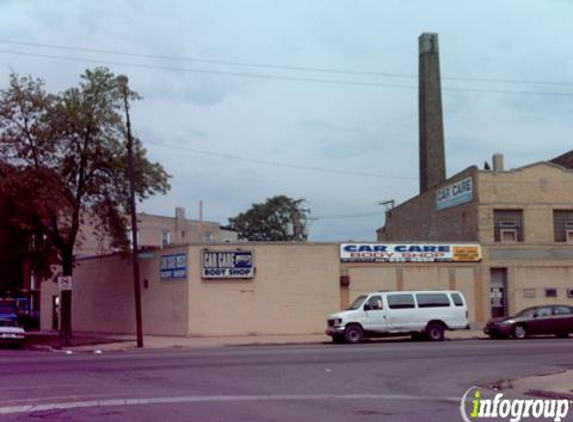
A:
[0,0,572,241]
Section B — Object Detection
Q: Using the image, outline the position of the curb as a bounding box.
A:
[20,333,488,353]
[26,344,55,352]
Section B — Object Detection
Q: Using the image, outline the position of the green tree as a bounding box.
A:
[228,195,310,241]
[0,164,59,294]
[0,68,170,339]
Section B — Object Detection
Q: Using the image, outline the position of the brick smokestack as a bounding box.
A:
[419,33,446,193]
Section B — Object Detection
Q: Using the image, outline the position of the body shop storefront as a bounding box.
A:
[339,243,487,324]
[340,243,481,263]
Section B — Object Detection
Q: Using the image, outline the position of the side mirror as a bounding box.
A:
[363,303,372,311]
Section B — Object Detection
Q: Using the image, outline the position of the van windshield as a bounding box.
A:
[346,295,367,310]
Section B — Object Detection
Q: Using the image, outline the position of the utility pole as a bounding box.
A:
[378,200,395,228]
[117,75,144,348]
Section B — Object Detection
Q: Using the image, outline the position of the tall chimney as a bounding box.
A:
[419,33,446,193]
[492,153,504,171]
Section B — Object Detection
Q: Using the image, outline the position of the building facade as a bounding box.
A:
[378,157,573,319]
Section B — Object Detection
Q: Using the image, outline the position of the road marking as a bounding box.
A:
[0,393,459,415]
[0,384,82,391]
[0,393,136,405]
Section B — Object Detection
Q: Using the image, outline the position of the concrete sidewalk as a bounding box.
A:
[50,328,487,353]
[512,370,573,400]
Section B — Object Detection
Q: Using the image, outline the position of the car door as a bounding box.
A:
[552,306,573,334]
[385,293,416,332]
[362,295,388,333]
[528,306,554,335]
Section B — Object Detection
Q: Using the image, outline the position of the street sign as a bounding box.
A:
[58,276,73,291]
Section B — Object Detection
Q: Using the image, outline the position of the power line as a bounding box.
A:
[0,39,414,80]
[145,140,417,180]
[2,39,573,87]
[1,49,573,97]
[313,211,382,219]
[0,49,414,89]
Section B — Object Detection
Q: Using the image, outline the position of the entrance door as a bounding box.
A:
[490,268,507,318]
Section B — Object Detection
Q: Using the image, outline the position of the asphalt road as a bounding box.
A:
[1,338,572,422]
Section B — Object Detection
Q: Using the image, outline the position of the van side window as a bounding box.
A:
[416,293,450,308]
[366,295,384,310]
[387,294,415,309]
[450,293,464,307]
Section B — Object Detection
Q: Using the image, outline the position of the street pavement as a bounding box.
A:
[1,338,572,421]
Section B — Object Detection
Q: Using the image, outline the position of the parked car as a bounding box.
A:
[484,305,573,339]
[326,290,469,343]
[0,318,26,347]
[0,305,18,322]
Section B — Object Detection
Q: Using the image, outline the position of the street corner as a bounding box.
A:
[512,370,573,401]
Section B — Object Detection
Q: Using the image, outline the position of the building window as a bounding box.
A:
[126,229,139,248]
[545,288,557,298]
[494,210,523,242]
[161,230,171,247]
[553,210,573,242]
[204,233,213,243]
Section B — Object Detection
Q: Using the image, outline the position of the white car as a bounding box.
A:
[0,319,26,347]
[326,290,469,343]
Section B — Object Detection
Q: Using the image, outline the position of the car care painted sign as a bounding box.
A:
[202,250,254,279]
[436,177,473,211]
[340,243,481,263]
[160,253,187,280]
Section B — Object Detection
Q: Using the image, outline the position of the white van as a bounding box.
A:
[326,290,469,343]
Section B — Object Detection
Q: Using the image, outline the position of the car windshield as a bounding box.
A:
[346,295,367,310]
[514,308,537,318]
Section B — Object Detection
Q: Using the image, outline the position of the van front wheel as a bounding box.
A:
[425,323,445,341]
[344,325,364,344]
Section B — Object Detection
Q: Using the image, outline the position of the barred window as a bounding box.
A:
[161,230,171,247]
[553,210,573,242]
[494,210,523,242]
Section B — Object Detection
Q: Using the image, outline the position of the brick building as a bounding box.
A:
[377,154,573,318]
[76,206,238,257]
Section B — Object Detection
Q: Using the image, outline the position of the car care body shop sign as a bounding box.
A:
[202,250,254,279]
[436,177,473,211]
[160,253,187,280]
[340,243,481,263]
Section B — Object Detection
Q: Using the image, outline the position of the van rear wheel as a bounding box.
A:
[344,325,363,344]
[425,323,445,341]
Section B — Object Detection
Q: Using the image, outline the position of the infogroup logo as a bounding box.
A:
[460,387,571,422]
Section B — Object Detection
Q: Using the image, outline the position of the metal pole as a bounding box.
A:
[118,75,144,348]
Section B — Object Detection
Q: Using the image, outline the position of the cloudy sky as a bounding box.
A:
[1,0,572,241]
